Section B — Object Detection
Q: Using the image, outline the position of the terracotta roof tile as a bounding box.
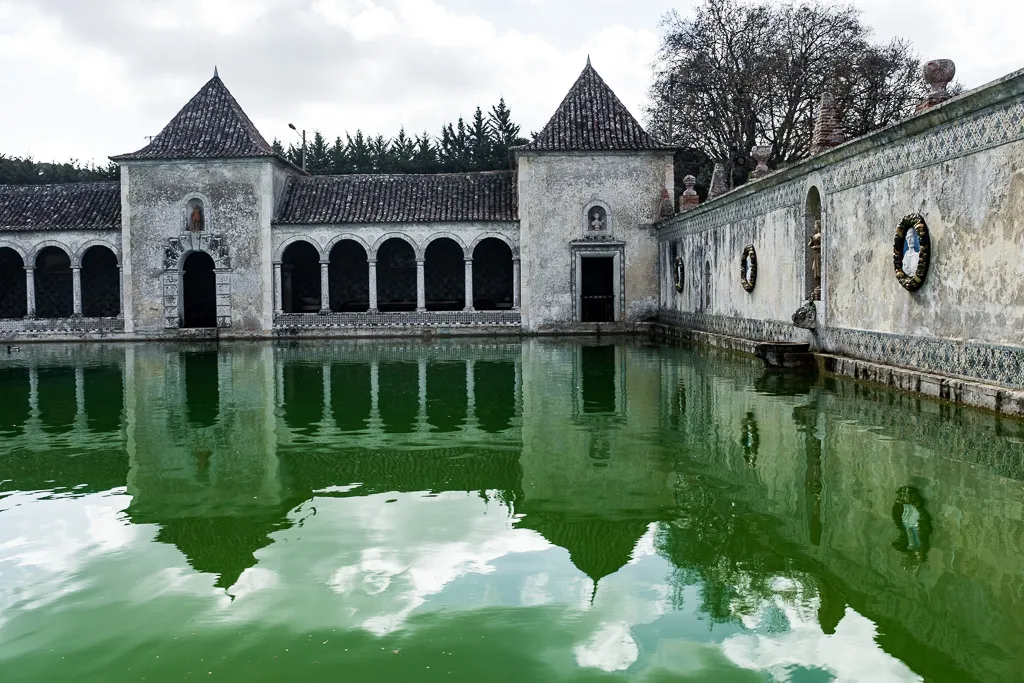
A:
[274,171,517,224]
[520,62,671,152]
[0,182,121,231]
[112,75,274,161]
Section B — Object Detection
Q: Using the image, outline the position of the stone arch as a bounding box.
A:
[375,236,417,311]
[424,237,465,311]
[281,239,322,313]
[276,235,324,262]
[27,240,73,267]
[324,233,371,259]
[182,192,213,234]
[469,232,519,258]
[583,199,612,234]
[370,232,420,260]
[73,239,120,268]
[423,232,468,257]
[328,238,370,312]
[0,246,27,319]
[80,244,121,317]
[34,244,74,318]
[805,185,823,301]
[472,237,514,310]
[0,241,28,262]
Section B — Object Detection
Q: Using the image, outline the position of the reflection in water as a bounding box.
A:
[83,366,123,433]
[474,361,514,432]
[37,366,76,434]
[184,352,219,428]
[284,362,323,435]
[0,367,29,437]
[426,362,467,433]
[0,342,1023,683]
[331,362,371,432]
[378,362,417,433]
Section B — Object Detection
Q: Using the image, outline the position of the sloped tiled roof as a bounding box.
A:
[520,61,671,152]
[274,171,517,224]
[0,182,121,231]
[112,75,275,161]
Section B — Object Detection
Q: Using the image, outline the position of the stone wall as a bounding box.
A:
[657,68,1024,389]
[121,158,294,335]
[518,151,672,331]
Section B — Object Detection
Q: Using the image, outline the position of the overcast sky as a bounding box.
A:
[1,0,1021,165]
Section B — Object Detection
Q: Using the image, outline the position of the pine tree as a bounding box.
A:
[467,107,492,171]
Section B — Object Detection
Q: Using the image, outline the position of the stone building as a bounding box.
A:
[0,61,673,340]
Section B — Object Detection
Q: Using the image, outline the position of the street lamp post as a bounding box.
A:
[288,123,306,172]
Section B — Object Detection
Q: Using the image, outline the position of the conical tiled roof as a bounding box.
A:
[112,74,275,161]
[520,61,671,152]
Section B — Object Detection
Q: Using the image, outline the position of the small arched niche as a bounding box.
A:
[805,187,822,301]
[584,203,610,236]
[186,197,207,233]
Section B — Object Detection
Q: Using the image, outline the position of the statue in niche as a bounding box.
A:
[808,219,822,300]
[901,226,921,276]
[890,485,931,568]
[589,208,606,231]
[189,204,205,233]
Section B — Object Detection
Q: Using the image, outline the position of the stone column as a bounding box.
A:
[273,262,283,315]
[24,266,35,318]
[512,258,521,310]
[117,266,124,317]
[463,258,474,312]
[72,266,83,316]
[416,259,426,312]
[319,260,331,314]
[368,260,379,312]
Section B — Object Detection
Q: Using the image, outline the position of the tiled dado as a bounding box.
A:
[658,311,1024,390]
[274,310,521,329]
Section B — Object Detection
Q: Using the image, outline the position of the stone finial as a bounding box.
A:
[915,59,956,112]
[749,145,772,180]
[679,175,700,211]
[810,92,845,156]
[708,161,728,199]
[659,188,674,218]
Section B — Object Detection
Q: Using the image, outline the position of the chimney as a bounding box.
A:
[810,92,845,156]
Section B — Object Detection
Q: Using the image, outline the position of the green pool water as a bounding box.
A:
[1,339,1023,683]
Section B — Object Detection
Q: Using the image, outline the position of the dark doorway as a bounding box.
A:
[580,257,614,323]
[35,247,73,318]
[425,239,464,311]
[182,251,217,328]
[282,241,321,313]
[328,240,369,312]
[81,246,120,317]
[0,248,27,319]
[472,239,514,310]
[377,239,417,312]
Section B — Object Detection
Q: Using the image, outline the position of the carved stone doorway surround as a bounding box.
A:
[162,232,232,329]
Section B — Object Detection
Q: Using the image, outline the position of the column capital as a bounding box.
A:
[319,259,331,266]
[272,260,283,266]
[415,259,425,266]
[23,265,34,272]
[464,257,474,264]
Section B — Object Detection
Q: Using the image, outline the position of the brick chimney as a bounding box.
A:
[810,92,845,156]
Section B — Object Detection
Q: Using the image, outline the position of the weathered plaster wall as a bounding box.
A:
[657,68,1024,388]
[519,151,672,331]
[123,159,275,334]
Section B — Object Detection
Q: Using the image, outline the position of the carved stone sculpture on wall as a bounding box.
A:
[740,244,757,293]
[809,219,822,300]
[189,205,204,232]
[674,256,684,292]
[893,214,930,291]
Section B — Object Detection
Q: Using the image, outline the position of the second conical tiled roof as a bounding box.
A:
[520,61,671,152]
[112,74,275,161]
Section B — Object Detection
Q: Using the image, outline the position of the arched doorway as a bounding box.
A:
[425,238,464,311]
[182,251,217,328]
[0,248,27,319]
[805,187,822,301]
[328,240,369,312]
[376,238,416,312]
[81,246,120,317]
[34,247,73,318]
[472,238,513,310]
[282,241,321,313]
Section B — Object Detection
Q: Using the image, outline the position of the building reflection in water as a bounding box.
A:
[2,341,1024,682]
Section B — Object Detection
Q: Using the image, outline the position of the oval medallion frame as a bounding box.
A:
[674,257,684,292]
[740,244,757,293]
[893,214,930,291]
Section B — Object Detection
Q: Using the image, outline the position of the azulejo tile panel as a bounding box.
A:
[273,310,522,329]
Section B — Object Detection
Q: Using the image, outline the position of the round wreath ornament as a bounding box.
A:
[893,214,930,291]
[740,244,757,293]
[674,257,684,292]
